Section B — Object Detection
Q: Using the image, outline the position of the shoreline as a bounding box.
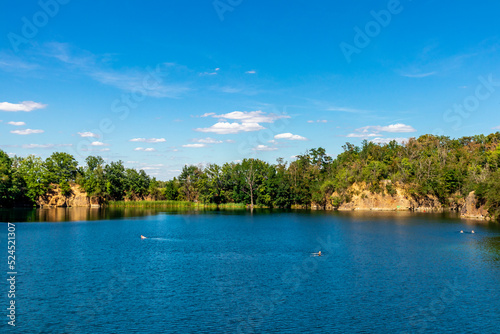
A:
[4,200,494,223]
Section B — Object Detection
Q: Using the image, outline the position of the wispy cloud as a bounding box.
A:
[245,70,256,74]
[347,123,416,138]
[134,147,156,152]
[140,167,161,171]
[207,110,289,123]
[182,143,206,148]
[395,42,493,78]
[197,111,288,134]
[130,138,166,143]
[193,137,223,144]
[308,120,328,123]
[0,101,47,112]
[359,123,416,133]
[78,131,99,138]
[274,133,308,141]
[400,71,436,78]
[7,121,26,126]
[253,145,278,151]
[0,52,39,72]
[347,133,378,138]
[90,141,108,146]
[11,129,44,135]
[200,68,220,76]
[196,122,265,134]
[21,143,72,149]
[44,42,189,98]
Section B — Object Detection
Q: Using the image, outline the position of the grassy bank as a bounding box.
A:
[106,200,250,209]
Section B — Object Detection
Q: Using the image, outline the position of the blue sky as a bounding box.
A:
[1,0,500,180]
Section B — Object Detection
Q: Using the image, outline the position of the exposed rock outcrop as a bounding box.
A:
[323,181,450,212]
[37,184,97,208]
[460,191,490,220]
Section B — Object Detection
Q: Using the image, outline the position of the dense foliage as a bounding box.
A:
[1,133,500,220]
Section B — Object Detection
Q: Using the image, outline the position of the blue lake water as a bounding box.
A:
[1,209,500,333]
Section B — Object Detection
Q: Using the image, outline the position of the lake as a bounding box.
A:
[1,208,500,333]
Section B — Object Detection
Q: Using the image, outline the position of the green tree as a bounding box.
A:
[18,155,50,203]
[105,160,126,200]
[80,156,106,198]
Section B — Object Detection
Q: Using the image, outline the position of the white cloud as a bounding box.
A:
[0,101,47,112]
[493,125,500,130]
[200,112,216,117]
[245,70,256,74]
[21,143,72,149]
[211,110,289,123]
[90,141,109,146]
[197,111,288,134]
[371,137,408,145]
[78,131,99,138]
[80,147,110,152]
[130,138,166,143]
[7,121,25,126]
[22,144,53,149]
[141,167,160,170]
[196,122,265,134]
[400,71,436,78]
[134,147,156,152]
[182,143,207,148]
[347,133,379,138]
[274,133,308,141]
[377,124,416,133]
[226,139,236,143]
[307,120,314,123]
[253,145,278,151]
[347,123,416,138]
[11,129,44,135]
[193,137,223,144]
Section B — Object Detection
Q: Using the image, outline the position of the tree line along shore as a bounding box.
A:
[1,133,500,221]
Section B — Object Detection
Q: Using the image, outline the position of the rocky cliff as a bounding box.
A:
[314,181,456,213]
[460,191,490,220]
[37,184,100,208]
